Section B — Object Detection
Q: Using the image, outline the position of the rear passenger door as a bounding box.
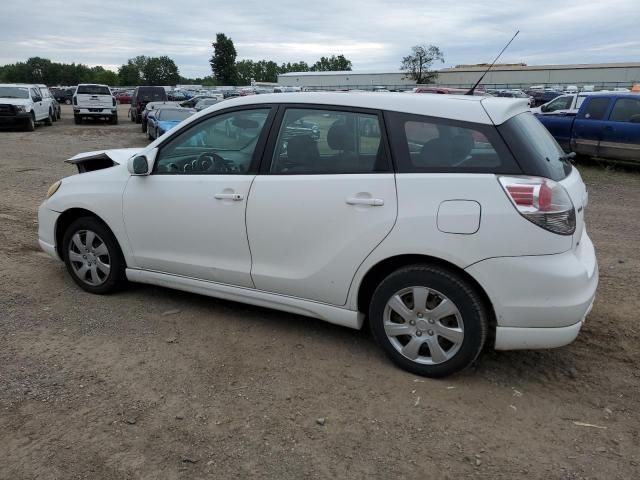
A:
[599,97,640,161]
[246,106,397,306]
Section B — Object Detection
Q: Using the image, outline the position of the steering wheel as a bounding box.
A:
[196,152,238,173]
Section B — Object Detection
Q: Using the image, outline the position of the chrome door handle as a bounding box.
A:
[346,197,384,206]
[214,193,243,201]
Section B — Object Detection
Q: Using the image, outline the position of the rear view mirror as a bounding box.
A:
[128,155,149,175]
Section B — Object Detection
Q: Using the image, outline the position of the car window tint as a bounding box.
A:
[547,95,572,111]
[394,115,509,172]
[270,108,389,174]
[609,98,640,123]
[154,108,270,175]
[77,85,110,95]
[581,98,610,120]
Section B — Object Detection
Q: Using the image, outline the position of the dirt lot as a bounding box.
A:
[1,104,639,479]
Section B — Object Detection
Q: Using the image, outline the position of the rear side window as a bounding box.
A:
[580,98,611,120]
[269,108,390,174]
[77,85,111,95]
[386,111,519,173]
[608,98,640,123]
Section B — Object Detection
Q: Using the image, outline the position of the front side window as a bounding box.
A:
[580,98,611,120]
[545,95,573,111]
[608,98,640,123]
[270,108,389,174]
[154,108,270,175]
[388,112,518,173]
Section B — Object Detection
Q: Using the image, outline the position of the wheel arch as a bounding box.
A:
[355,254,496,336]
[55,208,126,264]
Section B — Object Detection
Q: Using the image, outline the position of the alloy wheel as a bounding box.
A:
[67,230,111,286]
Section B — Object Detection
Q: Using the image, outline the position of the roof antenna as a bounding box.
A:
[465,30,520,96]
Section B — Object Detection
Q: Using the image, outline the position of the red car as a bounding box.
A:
[116,92,132,104]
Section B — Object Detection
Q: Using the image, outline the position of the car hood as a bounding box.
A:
[65,148,143,173]
[0,98,32,106]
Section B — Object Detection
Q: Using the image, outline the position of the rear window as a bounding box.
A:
[77,85,111,95]
[498,112,571,181]
[386,111,519,174]
[137,88,167,102]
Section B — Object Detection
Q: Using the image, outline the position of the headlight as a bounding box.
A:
[15,105,27,113]
[46,180,62,199]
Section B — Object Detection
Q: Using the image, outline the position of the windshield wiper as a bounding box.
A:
[559,152,576,165]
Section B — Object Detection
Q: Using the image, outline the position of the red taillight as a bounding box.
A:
[499,176,575,235]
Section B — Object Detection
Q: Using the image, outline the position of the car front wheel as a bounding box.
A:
[62,217,127,294]
[369,265,488,377]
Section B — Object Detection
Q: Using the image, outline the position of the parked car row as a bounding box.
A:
[0,83,60,131]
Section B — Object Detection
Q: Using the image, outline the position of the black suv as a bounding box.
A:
[129,86,167,123]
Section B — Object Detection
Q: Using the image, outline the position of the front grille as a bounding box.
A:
[0,104,15,116]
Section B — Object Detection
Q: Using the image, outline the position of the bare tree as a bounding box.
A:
[401,45,444,84]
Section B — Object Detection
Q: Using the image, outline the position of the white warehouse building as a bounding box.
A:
[278,62,640,90]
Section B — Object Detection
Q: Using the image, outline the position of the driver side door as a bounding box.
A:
[122,106,274,287]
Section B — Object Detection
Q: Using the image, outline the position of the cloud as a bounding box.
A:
[0,0,637,77]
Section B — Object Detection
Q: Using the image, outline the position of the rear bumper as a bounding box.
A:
[466,229,598,349]
[74,108,117,116]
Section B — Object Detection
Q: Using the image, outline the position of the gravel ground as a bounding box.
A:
[1,104,639,479]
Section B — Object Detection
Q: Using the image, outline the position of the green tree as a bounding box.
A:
[401,44,444,84]
[143,56,180,85]
[310,55,352,72]
[210,33,238,85]
[91,66,119,86]
[279,61,311,73]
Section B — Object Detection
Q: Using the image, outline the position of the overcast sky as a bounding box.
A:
[1,0,638,78]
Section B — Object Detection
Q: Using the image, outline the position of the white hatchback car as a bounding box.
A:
[38,92,598,377]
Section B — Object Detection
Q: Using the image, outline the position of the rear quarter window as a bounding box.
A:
[385,111,520,174]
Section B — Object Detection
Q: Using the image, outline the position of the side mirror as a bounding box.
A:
[33,96,42,103]
[540,104,549,113]
[128,155,149,175]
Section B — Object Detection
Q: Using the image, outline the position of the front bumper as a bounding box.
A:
[0,112,31,125]
[466,229,598,350]
[38,204,61,261]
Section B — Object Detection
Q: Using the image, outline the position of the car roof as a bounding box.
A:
[584,92,640,99]
[204,92,528,125]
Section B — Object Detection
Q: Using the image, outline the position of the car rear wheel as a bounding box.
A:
[62,217,127,294]
[369,265,488,377]
[111,114,118,125]
[74,114,81,125]
[65,99,71,105]
[45,110,53,126]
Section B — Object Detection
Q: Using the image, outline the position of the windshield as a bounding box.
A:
[158,109,193,121]
[498,112,571,181]
[139,89,166,101]
[0,86,29,99]
[77,85,111,95]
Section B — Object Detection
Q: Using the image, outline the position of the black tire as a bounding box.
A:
[130,110,135,122]
[369,265,488,377]
[74,114,81,125]
[111,114,118,125]
[45,110,53,126]
[62,217,127,295]
[57,108,61,120]
[141,121,147,133]
[25,113,35,131]
[148,127,154,140]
